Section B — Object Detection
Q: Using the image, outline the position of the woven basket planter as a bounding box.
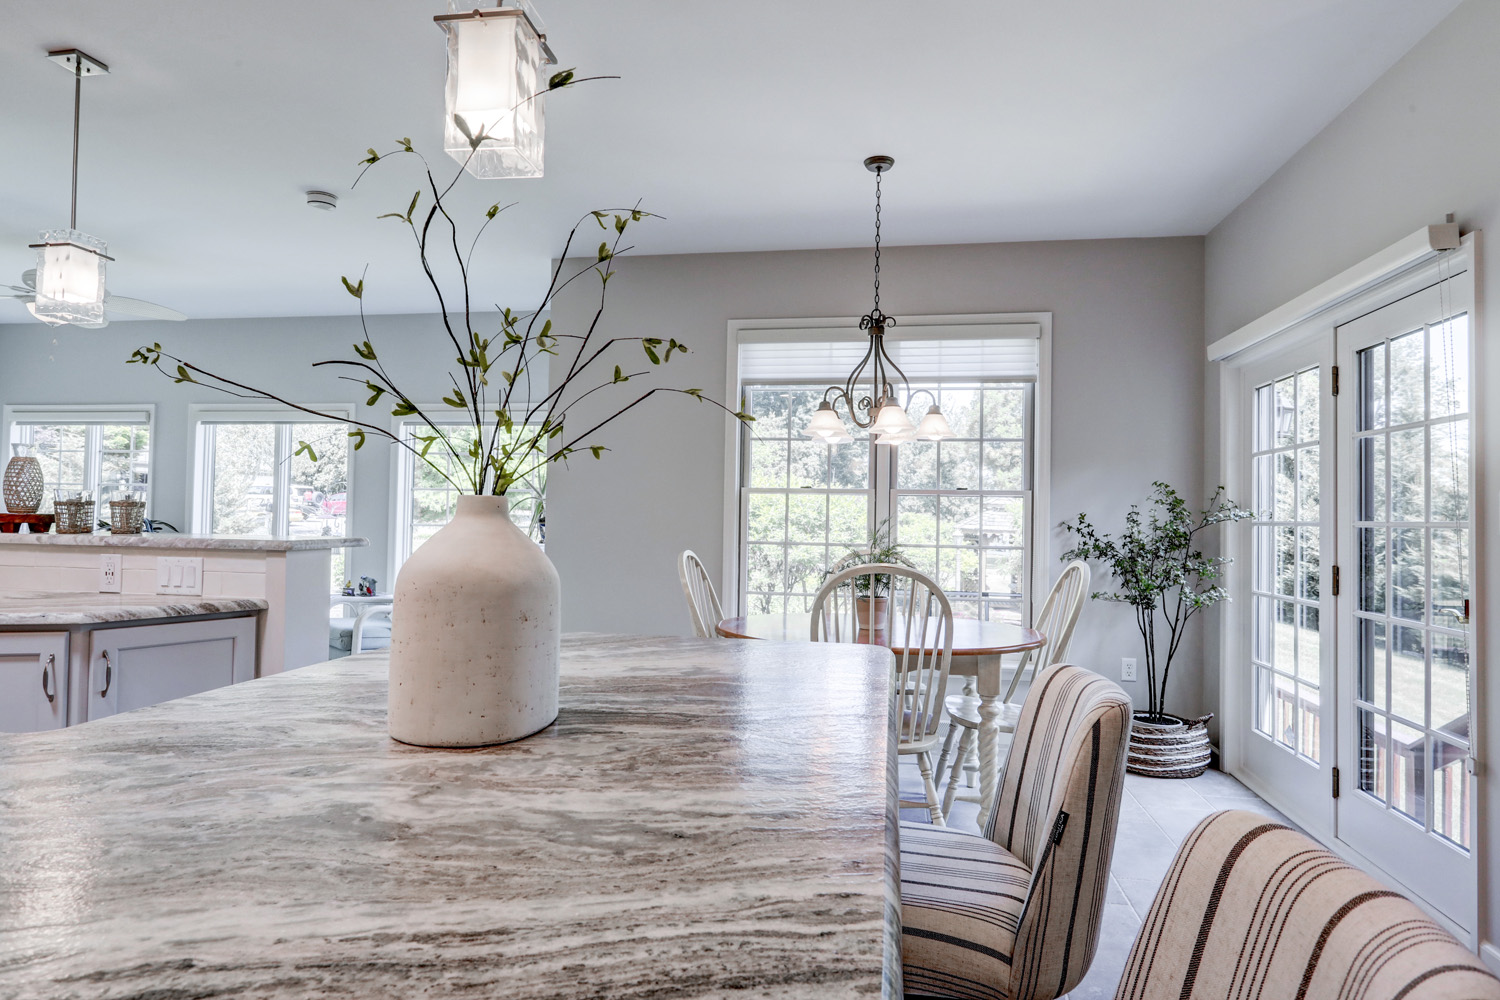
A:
[1127,712,1213,778]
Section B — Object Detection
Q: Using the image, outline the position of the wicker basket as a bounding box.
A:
[109,499,147,534]
[54,498,96,534]
[1127,712,1214,778]
[3,456,44,514]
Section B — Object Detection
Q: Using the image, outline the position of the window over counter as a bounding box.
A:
[191,405,352,590]
[392,418,545,574]
[3,405,154,514]
[729,314,1049,626]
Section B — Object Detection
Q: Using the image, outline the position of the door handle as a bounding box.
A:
[41,654,55,704]
[99,649,112,697]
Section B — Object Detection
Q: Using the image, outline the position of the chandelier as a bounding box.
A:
[435,0,557,179]
[802,156,953,446]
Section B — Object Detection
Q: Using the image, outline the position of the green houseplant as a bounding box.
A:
[825,518,915,629]
[1062,481,1252,777]
[127,94,753,748]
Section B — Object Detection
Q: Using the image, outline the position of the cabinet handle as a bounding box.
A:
[100,650,112,697]
[41,654,55,704]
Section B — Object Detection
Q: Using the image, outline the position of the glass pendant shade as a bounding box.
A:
[803,401,846,440]
[915,406,956,441]
[438,3,552,179]
[31,230,108,329]
[870,402,917,438]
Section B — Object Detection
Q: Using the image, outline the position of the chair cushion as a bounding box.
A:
[328,616,392,652]
[901,821,1031,999]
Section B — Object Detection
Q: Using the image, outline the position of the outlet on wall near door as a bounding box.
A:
[1121,657,1137,682]
[99,554,122,593]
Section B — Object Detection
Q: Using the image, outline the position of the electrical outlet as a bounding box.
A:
[1121,657,1137,682]
[99,553,122,593]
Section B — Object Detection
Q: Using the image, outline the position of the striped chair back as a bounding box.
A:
[984,664,1132,999]
[1115,810,1500,1000]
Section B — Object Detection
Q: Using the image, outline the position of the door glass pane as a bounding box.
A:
[1389,625,1425,725]
[1431,420,1468,522]
[1390,528,1425,622]
[1433,739,1471,849]
[1389,428,1425,521]
[1359,709,1388,802]
[1390,719,1426,825]
[1389,329,1426,426]
[1358,436,1386,521]
[1250,368,1322,762]
[1358,527,1386,614]
[1432,633,1470,741]
[1357,618,1387,707]
[1429,314,1469,418]
[1359,344,1387,431]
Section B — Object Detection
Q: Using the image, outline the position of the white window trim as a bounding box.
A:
[722,313,1053,622]
[1215,233,1482,946]
[188,402,354,536]
[3,403,157,513]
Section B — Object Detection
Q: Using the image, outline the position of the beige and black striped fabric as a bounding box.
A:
[903,664,1132,1000]
[1116,809,1500,1000]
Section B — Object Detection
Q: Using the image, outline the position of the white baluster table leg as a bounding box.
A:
[976,653,1003,831]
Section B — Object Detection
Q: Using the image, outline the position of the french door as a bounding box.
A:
[1236,265,1476,935]
[1334,274,1475,931]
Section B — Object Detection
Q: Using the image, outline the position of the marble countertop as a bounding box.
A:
[0,532,367,551]
[0,591,268,626]
[0,634,901,999]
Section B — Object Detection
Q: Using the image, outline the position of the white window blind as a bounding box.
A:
[737,323,1040,383]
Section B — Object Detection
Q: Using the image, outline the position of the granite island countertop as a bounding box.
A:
[0,532,368,551]
[0,634,901,999]
[0,591,269,626]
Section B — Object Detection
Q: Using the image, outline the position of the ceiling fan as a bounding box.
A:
[1,49,185,329]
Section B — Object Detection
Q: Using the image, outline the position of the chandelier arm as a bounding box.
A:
[843,336,878,409]
[906,387,938,411]
[878,341,913,404]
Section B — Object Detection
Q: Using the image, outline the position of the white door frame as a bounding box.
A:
[1216,234,1483,945]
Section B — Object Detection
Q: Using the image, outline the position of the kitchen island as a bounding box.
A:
[0,634,901,999]
[0,532,367,674]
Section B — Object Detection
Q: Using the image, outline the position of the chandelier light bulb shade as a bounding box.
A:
[31,230,108,329]
[914,405,956,441]
[870,402,917,437]
[437,1,556,179]
[803,401,846,440]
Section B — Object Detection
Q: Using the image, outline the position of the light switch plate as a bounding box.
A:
[99,553,122,593]
[156,556,204,596]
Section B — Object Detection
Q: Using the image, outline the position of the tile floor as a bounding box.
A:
[898,739,1297,999]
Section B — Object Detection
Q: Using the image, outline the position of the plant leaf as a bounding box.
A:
[348,428,367,450]
[293,441,318,462]
[548,68,576,90]
[341,276,364,299]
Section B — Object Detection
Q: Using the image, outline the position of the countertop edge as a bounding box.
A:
[0,534,368,551]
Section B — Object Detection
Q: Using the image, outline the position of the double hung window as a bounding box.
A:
[734,319,1045,623]
[4,406,153,512]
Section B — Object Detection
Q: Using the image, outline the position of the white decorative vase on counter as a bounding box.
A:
[388,494,560,747]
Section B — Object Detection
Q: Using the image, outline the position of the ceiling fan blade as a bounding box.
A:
[104,295,186,321]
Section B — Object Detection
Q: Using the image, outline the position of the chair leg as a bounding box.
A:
[918,751,945,827]
[934,722,958,785]
[942,727,977,820]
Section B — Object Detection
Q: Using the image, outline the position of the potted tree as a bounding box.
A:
[825,518,914,630]
[1062,482,1252,778]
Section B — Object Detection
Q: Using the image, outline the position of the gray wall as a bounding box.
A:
[0,311,546,586]
[546,237,1207,709]
[1203,0,1499,954]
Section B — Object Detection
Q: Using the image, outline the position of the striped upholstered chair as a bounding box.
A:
[1115,810,1500,1000]
[902,664,1131,1000]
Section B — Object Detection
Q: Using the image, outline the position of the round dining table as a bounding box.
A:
[717,613,1045,827]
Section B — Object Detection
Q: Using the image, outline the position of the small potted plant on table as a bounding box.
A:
[1063,482,1252,778]
[825,518,914,630]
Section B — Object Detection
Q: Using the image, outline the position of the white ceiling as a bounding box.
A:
[0,0,1461,322]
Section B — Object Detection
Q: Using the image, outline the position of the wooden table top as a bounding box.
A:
[0,636,901,998]
[718,612,1045,657]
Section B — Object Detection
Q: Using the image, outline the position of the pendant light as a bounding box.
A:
[29,50,112,330]
[802,156,954,446]
[435,0,557,179]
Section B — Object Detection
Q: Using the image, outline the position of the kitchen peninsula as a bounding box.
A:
[0,532,366,681]
[0,636,901,999]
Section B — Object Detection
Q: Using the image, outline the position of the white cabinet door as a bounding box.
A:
[87,617,256,721]
[0,632,69,733]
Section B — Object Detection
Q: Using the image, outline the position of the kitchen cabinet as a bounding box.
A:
[86,617,256,722]
[0,632,69,733]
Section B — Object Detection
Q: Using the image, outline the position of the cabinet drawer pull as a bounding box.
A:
[41,654,56,704]
[100,650,112,697]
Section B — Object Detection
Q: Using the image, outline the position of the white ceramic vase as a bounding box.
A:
[387,494,560,747]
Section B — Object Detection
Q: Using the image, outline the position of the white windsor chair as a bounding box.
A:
[810,563,954,825]
[678,550,724,639]
[935,559,1091,820]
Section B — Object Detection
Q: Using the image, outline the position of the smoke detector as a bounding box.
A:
[306,190,338,211]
